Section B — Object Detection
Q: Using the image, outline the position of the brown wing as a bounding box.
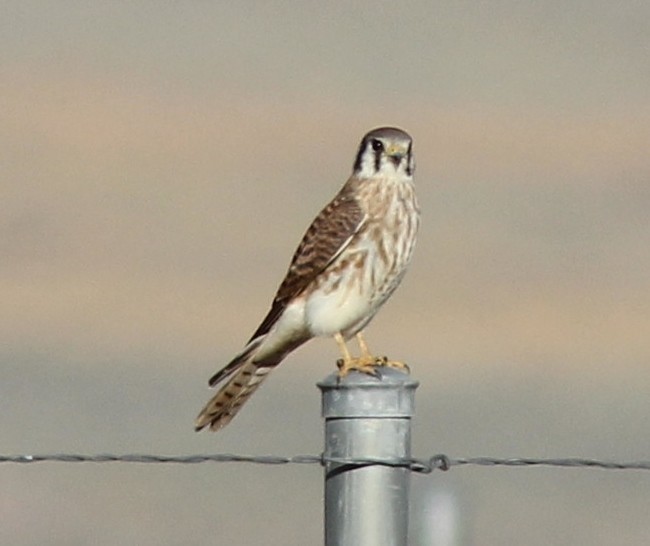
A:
[249,186,365,341]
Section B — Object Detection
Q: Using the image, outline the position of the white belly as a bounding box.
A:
[304,275,375,338]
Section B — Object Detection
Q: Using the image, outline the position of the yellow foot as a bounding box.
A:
[336,355,386,379]
[375,356,411,374]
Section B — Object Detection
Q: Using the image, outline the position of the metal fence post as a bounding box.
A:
[318,367,419,546]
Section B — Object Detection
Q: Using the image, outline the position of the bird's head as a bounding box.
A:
[353,127,414,180]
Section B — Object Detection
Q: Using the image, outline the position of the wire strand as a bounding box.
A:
[1,453,649,472]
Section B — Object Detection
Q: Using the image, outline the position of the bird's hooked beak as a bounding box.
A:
[386,143,408,167]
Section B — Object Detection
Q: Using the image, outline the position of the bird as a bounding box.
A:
[195,127,419,432]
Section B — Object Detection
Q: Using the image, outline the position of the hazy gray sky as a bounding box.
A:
[2,2,649,545]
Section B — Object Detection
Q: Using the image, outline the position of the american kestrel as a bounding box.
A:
[195,127,419,432]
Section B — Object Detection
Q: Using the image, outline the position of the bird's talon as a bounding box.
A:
[380,359,410,373]
[336,356,385,379]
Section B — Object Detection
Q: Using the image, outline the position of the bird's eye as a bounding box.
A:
[371,139,384,152]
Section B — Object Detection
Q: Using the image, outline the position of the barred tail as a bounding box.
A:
[195,340,276,432]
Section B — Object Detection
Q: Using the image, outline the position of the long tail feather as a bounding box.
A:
[195,338,276,432]
[207,337,262,387]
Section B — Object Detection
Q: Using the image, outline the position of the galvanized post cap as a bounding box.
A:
[317,368,419,418]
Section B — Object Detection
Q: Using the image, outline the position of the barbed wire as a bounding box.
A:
[1,453,649,473]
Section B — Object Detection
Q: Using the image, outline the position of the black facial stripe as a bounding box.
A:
[353,139,367,172]
[373,142,382,172]
[406,141,413,176]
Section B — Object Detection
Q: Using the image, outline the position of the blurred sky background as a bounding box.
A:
[1,2,649,545]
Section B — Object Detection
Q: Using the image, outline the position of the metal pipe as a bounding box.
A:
[318,367,419,546]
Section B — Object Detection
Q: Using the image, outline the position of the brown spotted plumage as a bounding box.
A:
[195,127,419,432]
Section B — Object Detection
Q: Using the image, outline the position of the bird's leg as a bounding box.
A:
[355,332,373,360]
[357,332,411,374]
[355,332,384,365]
[334,332,353,363]
[335,332,380,378]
